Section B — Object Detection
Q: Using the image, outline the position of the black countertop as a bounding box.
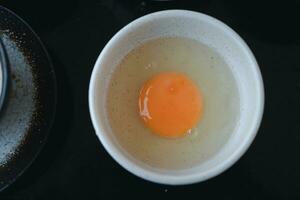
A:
[1,0,300,199]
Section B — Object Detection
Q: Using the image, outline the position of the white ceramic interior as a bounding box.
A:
[89,10,264,185]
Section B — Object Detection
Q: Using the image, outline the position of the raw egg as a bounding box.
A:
[106,37,239,169]
[138,72,203,138]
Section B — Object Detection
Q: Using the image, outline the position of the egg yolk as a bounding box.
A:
[138,72,203,138]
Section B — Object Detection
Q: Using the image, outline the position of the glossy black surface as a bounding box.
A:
[1,0,300,199]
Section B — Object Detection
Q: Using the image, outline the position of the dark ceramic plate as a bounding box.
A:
[0,37,9,114]
[0,6,56,191]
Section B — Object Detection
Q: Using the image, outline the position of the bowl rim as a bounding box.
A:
[0,37,10,115]
[89,9,265,185]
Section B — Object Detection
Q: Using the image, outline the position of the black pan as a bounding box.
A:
[0,6,56,191]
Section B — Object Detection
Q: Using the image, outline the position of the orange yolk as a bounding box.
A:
[138,72,203,138]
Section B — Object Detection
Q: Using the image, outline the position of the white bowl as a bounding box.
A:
[89,10,264,185]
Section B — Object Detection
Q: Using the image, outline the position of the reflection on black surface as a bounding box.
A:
[116,0,210,18]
